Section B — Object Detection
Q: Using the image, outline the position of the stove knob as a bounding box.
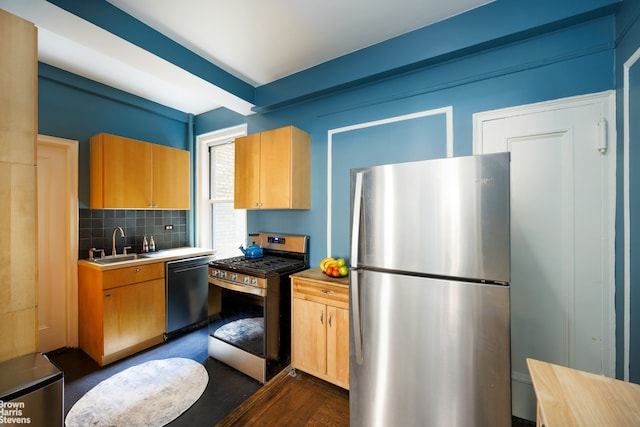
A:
[212,270,218,277]
[231,273,237,281]
[220,271,226,278]
[243,277,249,284]
[251,278,257,285]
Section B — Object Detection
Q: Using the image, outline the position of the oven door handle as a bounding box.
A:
[210,278,266,297]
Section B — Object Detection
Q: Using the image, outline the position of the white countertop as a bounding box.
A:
[77,247,216,271]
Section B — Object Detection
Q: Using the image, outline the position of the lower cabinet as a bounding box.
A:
[291,269,349,389]
[79,262,166,366]
[102,278,165,356]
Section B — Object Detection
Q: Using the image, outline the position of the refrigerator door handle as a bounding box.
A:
[351,171,364,365]
[351,270,364,365]
[351,172,363,266]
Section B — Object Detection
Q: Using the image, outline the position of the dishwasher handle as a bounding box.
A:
[169,264,206,274]
[166,255,215,273]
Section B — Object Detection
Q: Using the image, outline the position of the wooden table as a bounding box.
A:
[527,358,640,426]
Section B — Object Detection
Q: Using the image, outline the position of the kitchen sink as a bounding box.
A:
[136,251,166,258]
[91,254,141,264]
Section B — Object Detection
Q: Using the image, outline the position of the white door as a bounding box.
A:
[37,135,78,352]
[474,91,616,421]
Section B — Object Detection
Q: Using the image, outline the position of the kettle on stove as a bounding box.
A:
[239,242,263,259]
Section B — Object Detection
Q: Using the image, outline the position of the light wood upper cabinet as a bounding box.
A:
[90,133,190,209]
[291,269,349,389]
[152,143,190,209]
[234,132,261,209]
[234,126,310,209]
[78,262,165,366]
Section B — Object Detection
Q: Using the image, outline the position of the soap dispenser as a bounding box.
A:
[149,236,156,252]
[142,236,149,253]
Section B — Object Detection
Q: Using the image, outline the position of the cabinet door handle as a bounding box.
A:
[328,311,332,327]
[105,293,111,297]
[321,289,333,294]
[135,268,140,272]
[320,309,324,325]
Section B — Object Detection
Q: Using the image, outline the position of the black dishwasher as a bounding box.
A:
[165,255,216,338]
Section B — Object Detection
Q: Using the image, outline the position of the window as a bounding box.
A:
[196,125,247,257]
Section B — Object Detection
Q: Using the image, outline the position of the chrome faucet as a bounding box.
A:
[112,226,125,256]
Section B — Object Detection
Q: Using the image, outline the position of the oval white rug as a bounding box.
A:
[65,358,208,427]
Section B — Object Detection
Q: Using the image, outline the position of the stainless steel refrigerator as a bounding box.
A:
[349,152,511,427]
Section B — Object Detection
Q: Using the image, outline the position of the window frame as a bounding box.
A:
[195,124,248,249]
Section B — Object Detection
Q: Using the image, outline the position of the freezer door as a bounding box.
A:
[350,152,510,282]
[350,269,511,427]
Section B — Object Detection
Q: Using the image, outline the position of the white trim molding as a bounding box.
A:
[326,106,454,256]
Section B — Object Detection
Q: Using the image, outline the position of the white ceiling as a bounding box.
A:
[1,0,491,115]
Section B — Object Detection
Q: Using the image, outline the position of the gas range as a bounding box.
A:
[207,232,309,383]
[209,232,309,278]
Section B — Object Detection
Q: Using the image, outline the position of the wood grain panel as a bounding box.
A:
[234,133,261,208]
[103,278,165,356]
[102,262,164,289]
[292,279,349,308]
[91,133,152,208]
[218,369,349,427]
[152,144,190,209]
[292,298,326,376]
[290,126,311,209]
[78,265,105,363]
[0,163,37,311]
[79,262,166,365]
[528,358,640,426]
[0,9,37,165]
[0,8,37,362]
[234,126,310,209]
[0,308,37,361]
[260,126,292,209]
[326,306,349,388]
[291,269,350,389]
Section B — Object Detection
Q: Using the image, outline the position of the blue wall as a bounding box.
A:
[196,15,615,265]
[615,0,640,382]
[252,0,618,111]
[38,63,191,209]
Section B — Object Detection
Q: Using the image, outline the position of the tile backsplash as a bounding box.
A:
[79,209,187,259]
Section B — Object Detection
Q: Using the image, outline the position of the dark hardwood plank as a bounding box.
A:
[217,368,349,427]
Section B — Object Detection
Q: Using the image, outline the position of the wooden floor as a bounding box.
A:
[215,367,536,427]
[216,368,349,427]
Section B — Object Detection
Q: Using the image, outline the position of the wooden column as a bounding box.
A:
[0,9,38,362]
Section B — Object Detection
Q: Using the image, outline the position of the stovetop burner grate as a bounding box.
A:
[210,255,306,276]
[210,232,309,276]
